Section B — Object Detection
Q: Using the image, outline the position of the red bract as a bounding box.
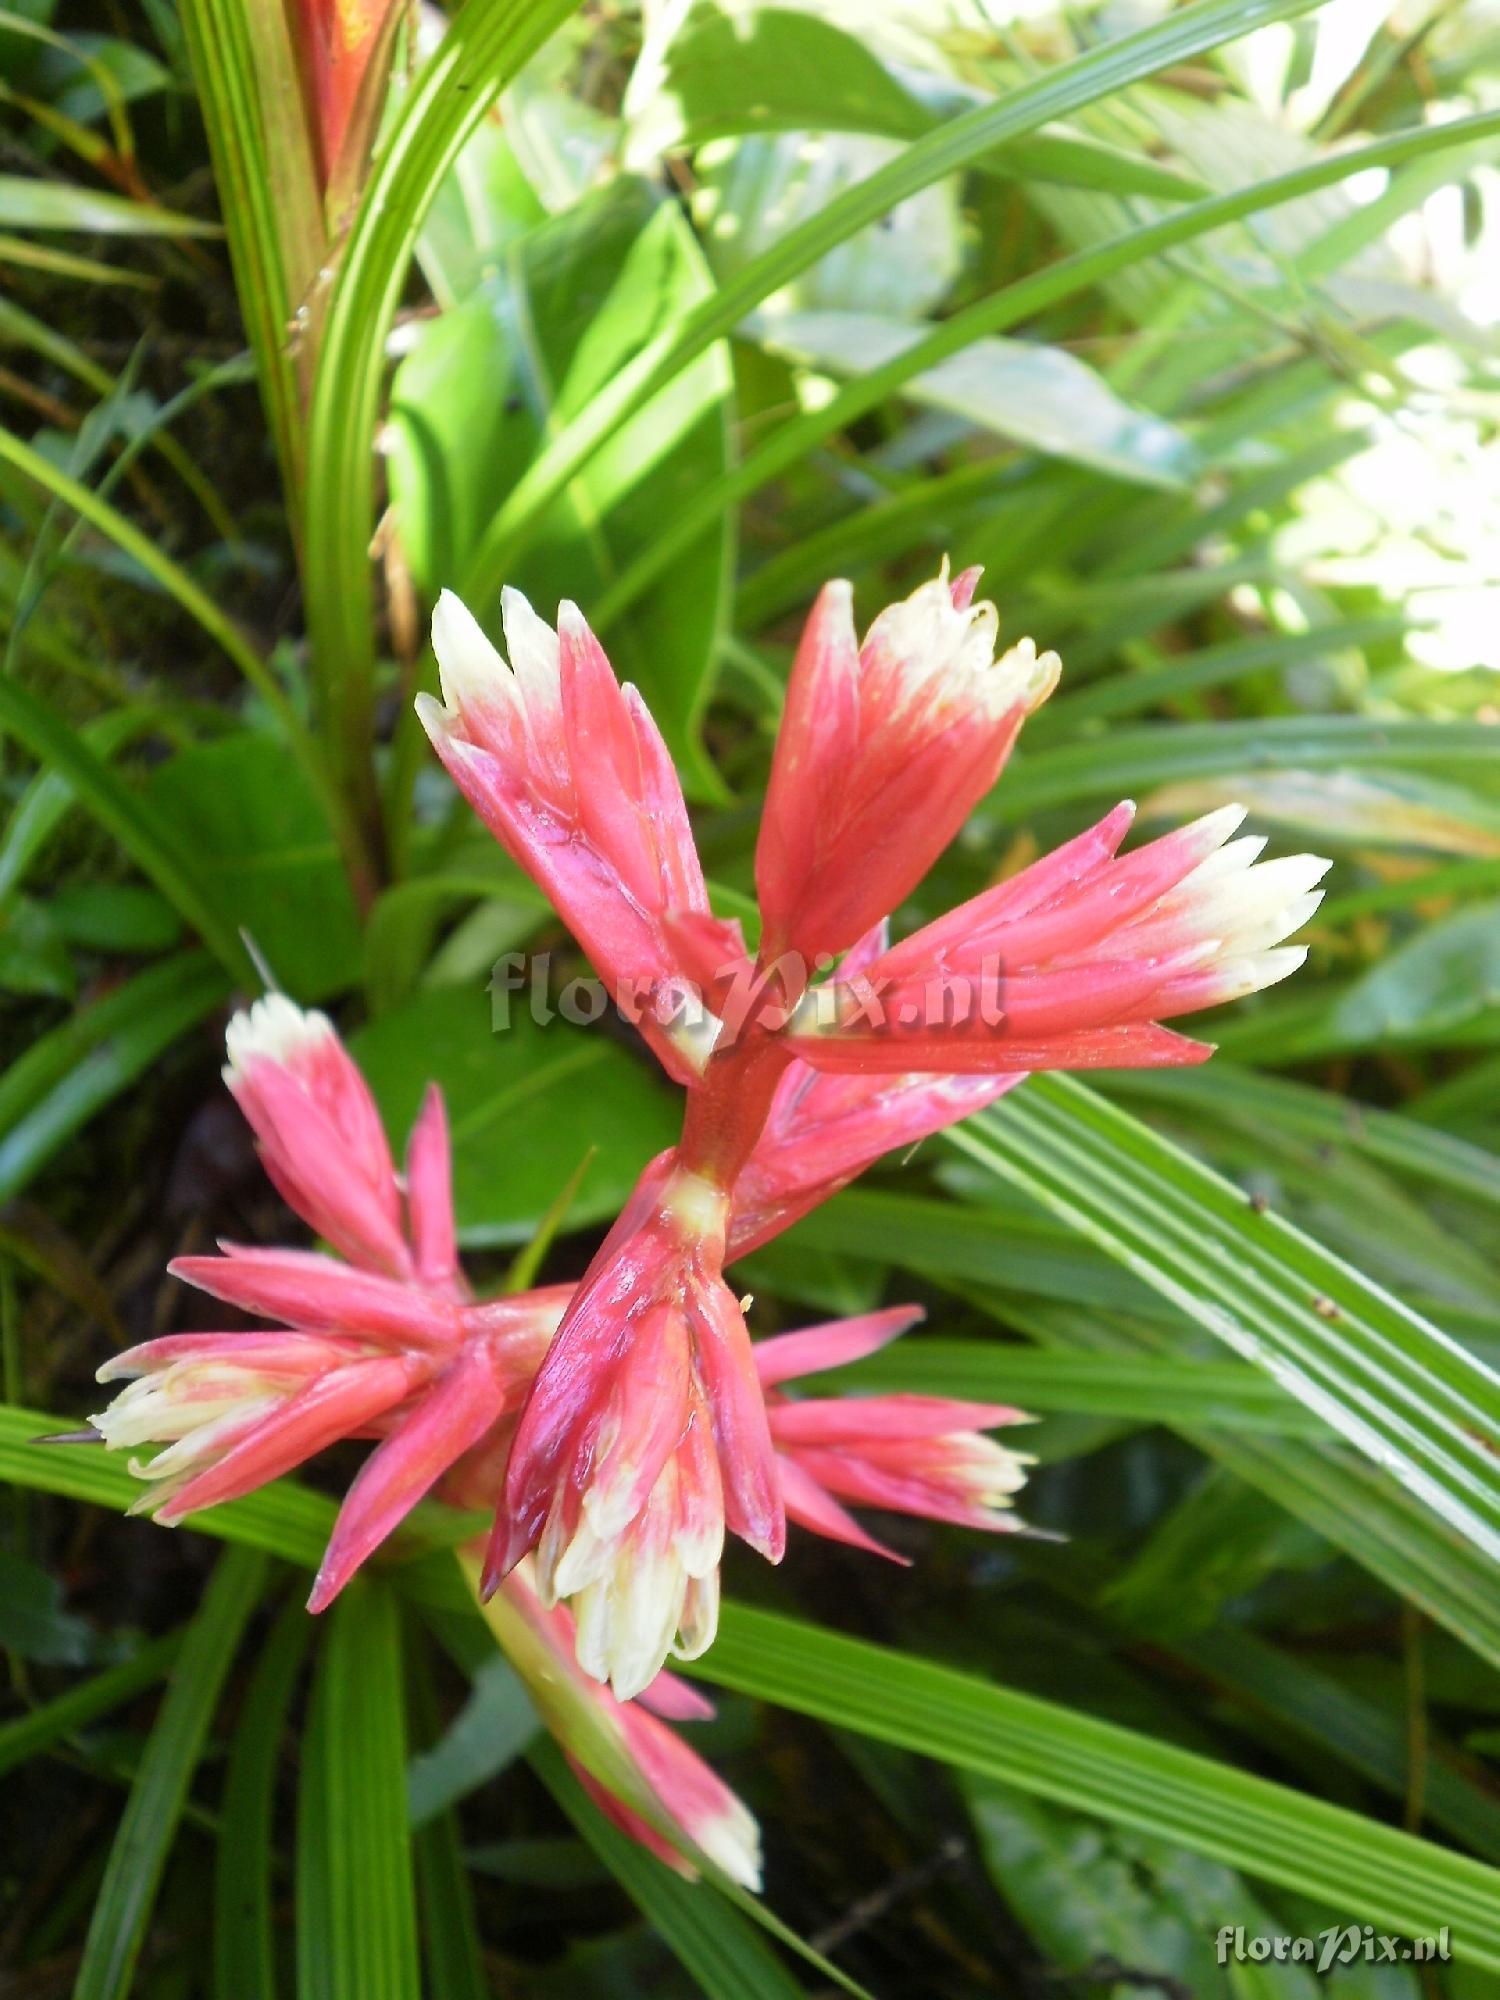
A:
[495,1150,780,1699]
[418,591,745,1085]
[754,565,1058,967]
[783,801,1327,1074]
[753,1309,1031,1559]
[478,1558,761,1890]
[91,997,568,1609]
[432,564,1324,1698]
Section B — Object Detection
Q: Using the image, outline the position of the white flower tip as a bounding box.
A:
[697,1802,763,1892]
[223,992,332,1086]
[503,588,563,708]
[997,636,1061,715]
[432,589,509,714]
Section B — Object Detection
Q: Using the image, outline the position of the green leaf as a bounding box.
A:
[301,0,585,815]
[625,3,1206,200]
[0,173,217,234]
[754,310,1198,488]
[0,895,74,999]
[0,1403,337,1567]
[297,1579,421,2000]
[143,734,363,1000]
[0,952,230,1202]
[0,1630,181,1780]
[407,1652,536,1828]
[965,1778,1310,1997]
[992,718,1499,822]
[1106,1064,1500,1209]
[214,1597,312,2000]
[175,0,321,523]
[0,673,251,980]
[804,1338,1328,1437]
[407,1641,491,2000]
[73,1545,267,2000]
[1328,902,1500,1048]
[0,1546,95,1661]
[389,175,733,788]
[1131,769,1500,858]
[947,1081,1500,1567]
[693,1604,1500,1970]
[351,985,679,1245]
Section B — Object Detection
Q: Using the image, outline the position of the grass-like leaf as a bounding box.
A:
[297,1578,420,2000]
[949,1080,1500,1563]
[72,1546,267,2000]
[695,1604,1500,1970]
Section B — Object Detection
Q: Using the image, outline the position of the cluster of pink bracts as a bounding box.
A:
[88,564,1323,1885]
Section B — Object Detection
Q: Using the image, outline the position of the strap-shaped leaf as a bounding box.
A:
[696,1605,1500,1971]
[73,1546,267,2000]
[297,1579,420,2000]
[947,1079,1500,1562]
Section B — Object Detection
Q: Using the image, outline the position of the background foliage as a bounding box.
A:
[2,0,1500,1992]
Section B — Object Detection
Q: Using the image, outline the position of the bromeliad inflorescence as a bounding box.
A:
[84,560,1324,1877]
[419,562,1325,1698]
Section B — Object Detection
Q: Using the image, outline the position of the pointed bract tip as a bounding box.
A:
[431,589,507,714]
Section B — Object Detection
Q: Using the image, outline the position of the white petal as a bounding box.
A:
[432,589,512,715]
[223,992,331,1084]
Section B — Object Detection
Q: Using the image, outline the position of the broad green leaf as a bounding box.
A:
[215,1598,312,2000]
[694,1605,1500,1970]
[352,984,679,1245]
[754,310,1197,489]
[0,894,73,998]
[0,1546,95,1661]
[297,1579,420,2000]
[625,2,1206,200]
[965,1779,1316,1998]
[947,1083,1500,1567]
[73,1546,267,2000]
[1328,902,1500,1048]
[388,174,733,789]
[407,1652,536,1827]
[144,734,363,1000]
[696,133,962,321]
